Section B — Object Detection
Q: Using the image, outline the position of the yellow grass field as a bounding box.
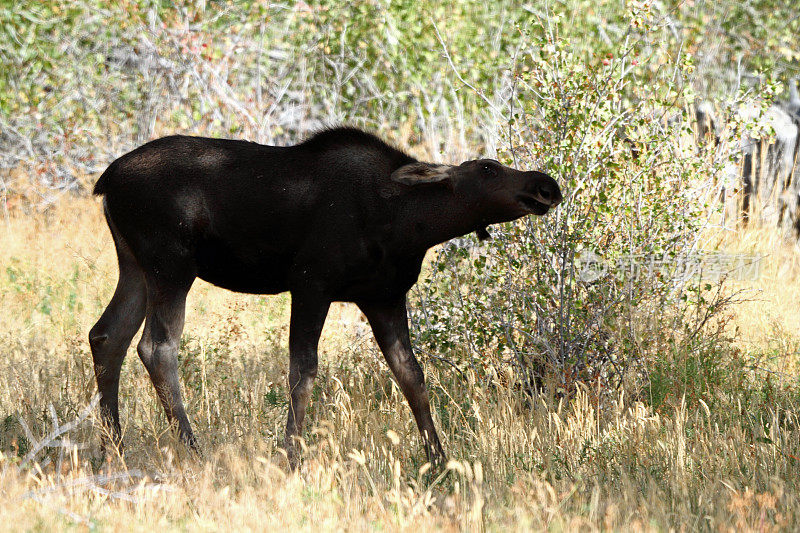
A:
[2,194,800,531]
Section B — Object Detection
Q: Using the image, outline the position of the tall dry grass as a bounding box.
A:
[0,195,799,530]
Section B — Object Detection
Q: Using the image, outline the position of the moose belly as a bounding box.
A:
[195,240,291,294]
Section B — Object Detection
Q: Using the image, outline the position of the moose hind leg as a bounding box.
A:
[88,235,147,449]
[358,298,446,467]
[137,281,197,449]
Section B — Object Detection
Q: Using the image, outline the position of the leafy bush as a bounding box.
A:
[410,6,728,405]
[2,1,797,195]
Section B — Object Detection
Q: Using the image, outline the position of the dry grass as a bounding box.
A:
[710,221,800,377]
[2,195,800,531]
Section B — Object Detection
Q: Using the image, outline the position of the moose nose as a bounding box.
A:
[538,181,562,207]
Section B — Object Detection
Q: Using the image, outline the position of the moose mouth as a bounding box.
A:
[516,193,552,216]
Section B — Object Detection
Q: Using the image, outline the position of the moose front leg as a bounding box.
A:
[358,297,446,467]
[284,292,330,469]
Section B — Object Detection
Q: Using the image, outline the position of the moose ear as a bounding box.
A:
[390,163,453,185]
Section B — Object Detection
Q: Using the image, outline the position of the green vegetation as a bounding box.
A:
[2,1,798,182]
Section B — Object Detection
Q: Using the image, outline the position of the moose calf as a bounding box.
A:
[89,127,562,467]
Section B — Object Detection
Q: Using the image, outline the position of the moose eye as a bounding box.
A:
[482,162,498,177]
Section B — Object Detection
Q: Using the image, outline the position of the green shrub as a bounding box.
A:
[409,5,727,406]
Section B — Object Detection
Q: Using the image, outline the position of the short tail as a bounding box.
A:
[93,159,118,196]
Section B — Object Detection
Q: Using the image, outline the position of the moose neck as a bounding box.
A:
[398,186,488,253]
